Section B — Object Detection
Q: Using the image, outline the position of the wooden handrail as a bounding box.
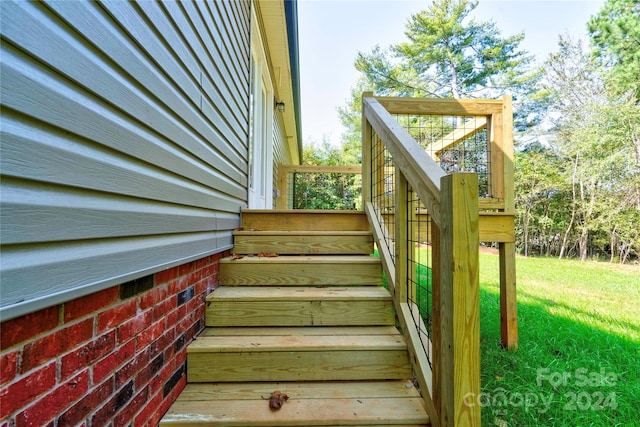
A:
[363,96,446,227]
[363,93,487,427]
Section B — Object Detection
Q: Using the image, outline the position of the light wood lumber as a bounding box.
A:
[363,97,444,226]
[161,396,429,426]
[241,209,370,231]
[426,116,487,157]
[364,202,396,290]
[232,231,373,255]
[362,92,374,206]
[175,380,422,401]
[188,333,407,353]
[188,350,411,382]
[200,326,400,337]
[376,96,503,115]
[395,168,409,305]
[399,303,440,427]
[207,286,391,301]
[500,242,518,350]
[279,165,362,174]
[439,173,481,427]
[501,95,515,213]
[206,299,395,327]
[219,255,383,286]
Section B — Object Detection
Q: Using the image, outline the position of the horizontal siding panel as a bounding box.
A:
[1,180,232,244]
[197,1,250,117]
[24,1,246,177]
[1,231,235,318]
[211,0,250,85]
[138,1,247,154]
[0,0,251,320]
[1,118,244,211]
[45,0,248,178]
[0,34,246,189]
[170,0,249,144]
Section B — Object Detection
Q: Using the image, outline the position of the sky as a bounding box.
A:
[297,0,606,146]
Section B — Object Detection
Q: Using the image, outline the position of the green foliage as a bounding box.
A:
[517,36,640,262]
[354,0,535,99]
[588,0,640,101]
[292,140,362,210]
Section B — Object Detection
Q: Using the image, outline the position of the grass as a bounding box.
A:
[377,248,639,425]
[477,254,639,426]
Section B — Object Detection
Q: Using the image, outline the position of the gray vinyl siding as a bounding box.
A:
[272,113,292,206]
[0,0,251,320]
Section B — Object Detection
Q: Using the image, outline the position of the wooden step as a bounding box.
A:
[160,381,430,426]
[187,327,410,382]
[205,286,394,327]
[219,255,383,286]
[232,230,374,255]
[241,209,370,231]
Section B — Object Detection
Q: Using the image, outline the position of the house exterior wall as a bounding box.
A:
[0,252,227,426]
[273,113,293,207]
[0,0,290,424]
[0,0,250,321]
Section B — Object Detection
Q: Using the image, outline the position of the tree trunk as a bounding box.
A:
[578,230,588,262]
[560,156,579,260]
[610,226,617,263]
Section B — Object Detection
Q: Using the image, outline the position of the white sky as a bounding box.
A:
[298,0,606,146]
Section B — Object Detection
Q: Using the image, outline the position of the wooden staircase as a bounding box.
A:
[160,210,430,426]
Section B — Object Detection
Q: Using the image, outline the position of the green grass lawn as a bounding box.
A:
[478,254,640,426]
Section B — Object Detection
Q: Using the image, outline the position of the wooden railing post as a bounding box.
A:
[277,165,288,209]
[439,173,480,427]
[395,167,408,305]
[431,221,441,419]
[499,95,518,350]
[361,92,373,206]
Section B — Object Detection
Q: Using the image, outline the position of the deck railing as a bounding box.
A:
[362,93,515,427]
[276,165,362,210]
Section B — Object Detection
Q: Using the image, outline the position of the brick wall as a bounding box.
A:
[0,251,228,426]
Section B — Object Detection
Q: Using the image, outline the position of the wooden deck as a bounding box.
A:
[160,210,430,426]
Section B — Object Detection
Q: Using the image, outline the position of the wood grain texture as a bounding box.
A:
[206,299,394,327]
[175,380,422,401]
[500,242,518,350]
[232,231,373,255]
[200,326,400,337]
[363,97,445,226]
[241,210,371,231]
[376,96,503,116]
[219,255,383,286]
[162,393,428,426]
[438,173,480,427]
[188,349,410,382]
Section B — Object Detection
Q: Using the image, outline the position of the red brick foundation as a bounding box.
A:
[0,251,228,426]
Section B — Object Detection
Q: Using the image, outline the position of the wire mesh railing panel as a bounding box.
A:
[369,132,396,263]
[406,187,433,367]
[395,114,491,198]
[286,171,362,210]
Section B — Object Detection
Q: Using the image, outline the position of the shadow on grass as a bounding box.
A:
[479,287,639,426]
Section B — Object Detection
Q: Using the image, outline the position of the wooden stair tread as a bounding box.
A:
[233,230,373,236]
[174,380,420,400]
[188,330,406,353]
[200,326,400,337]
[220,255,380,264]
[207,286,391,301]
[161,399,428,426]
[161,381,429,426]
